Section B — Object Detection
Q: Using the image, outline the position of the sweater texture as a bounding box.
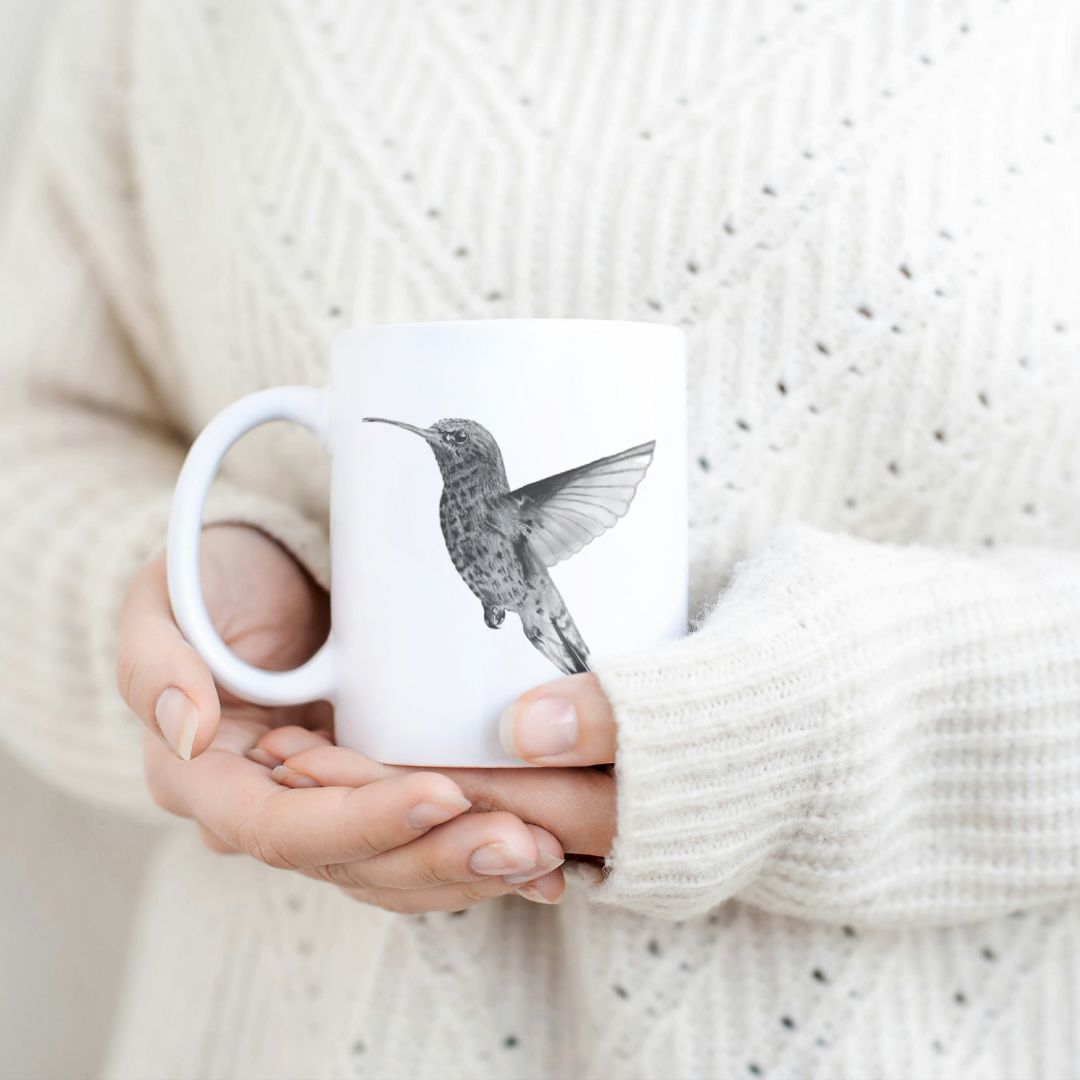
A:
[2,2,1080,1077]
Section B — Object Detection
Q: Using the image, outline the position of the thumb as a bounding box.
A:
[498,672,616,766]
[117,557,221,759]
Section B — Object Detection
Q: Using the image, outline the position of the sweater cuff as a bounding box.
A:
[201,483,330,591]
[587,527,854,920]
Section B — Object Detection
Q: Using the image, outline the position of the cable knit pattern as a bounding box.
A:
[2,1,1080,1077]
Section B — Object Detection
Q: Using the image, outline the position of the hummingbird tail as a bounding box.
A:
[552,617,590,674]
[520,602,591,676]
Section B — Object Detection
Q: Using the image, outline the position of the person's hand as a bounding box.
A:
[116,525,566,909]
[256,673,618,861]
[118,524,332,760]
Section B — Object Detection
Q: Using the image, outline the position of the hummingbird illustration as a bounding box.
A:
[363,417,656,675]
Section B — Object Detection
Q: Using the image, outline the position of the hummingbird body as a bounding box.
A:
[364,416,655,675]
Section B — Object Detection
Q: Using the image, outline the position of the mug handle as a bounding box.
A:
[167,386,336,706]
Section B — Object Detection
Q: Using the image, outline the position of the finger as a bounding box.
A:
[235,775,471,869]
[276,745,615,857]
[498,672,616,766]
[451,767,615,857]
[342,876,520,915]
[142,716,270,819]
[513,868,565,905]
[245,747,286,770]
[272,745,402,788]
[341,862,567,914]
[118,558,221,760]
[146,714,472,867]
[318,812,563,891]
[508,824,569,885]
[252,724,336,766]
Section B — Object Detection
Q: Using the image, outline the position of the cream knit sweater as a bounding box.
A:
[2,1,1080,1077]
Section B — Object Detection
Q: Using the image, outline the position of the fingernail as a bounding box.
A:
[245,748,284,769]
[504,850,566,885]
[155,687,199,761]
[499,697,577,760]
[515,877,563,904]
[407,795,472,830]
[270,764,320,789]
[468,841,536,876]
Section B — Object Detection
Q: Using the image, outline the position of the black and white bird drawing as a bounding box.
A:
[363,417,656,674]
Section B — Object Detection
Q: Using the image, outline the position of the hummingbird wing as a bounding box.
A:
[505,440,656,567]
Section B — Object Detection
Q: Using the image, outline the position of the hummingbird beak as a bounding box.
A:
[362,417,440,443]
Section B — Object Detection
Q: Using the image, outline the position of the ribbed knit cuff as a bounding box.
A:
[589,526,1080,924]
[588,528,846,920]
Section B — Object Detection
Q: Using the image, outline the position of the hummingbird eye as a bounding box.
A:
[444,429,469,446]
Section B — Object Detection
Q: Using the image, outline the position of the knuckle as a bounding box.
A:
[458,881,504,906]
[238,819,298,871]
[311,862,358,889]
[462,773,503,815]
[333,794,382,862]
[254,836,296,871]
[414,858,456,889]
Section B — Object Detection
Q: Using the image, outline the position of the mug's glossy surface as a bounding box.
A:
[169,320,687,766]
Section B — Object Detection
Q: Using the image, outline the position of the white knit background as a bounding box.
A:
[0,4,154,1078]
[1,2,1079,1078]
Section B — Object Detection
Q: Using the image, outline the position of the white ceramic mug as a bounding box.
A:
[168,319,687,767]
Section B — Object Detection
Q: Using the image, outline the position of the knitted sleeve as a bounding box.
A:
[0,1,327,817]
[590,526,1080,927]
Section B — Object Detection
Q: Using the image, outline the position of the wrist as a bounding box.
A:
[197,485,331,591]
[195,520,329,664]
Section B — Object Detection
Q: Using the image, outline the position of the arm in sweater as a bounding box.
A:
[0,1,326,817]
[591,526,1080,927]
